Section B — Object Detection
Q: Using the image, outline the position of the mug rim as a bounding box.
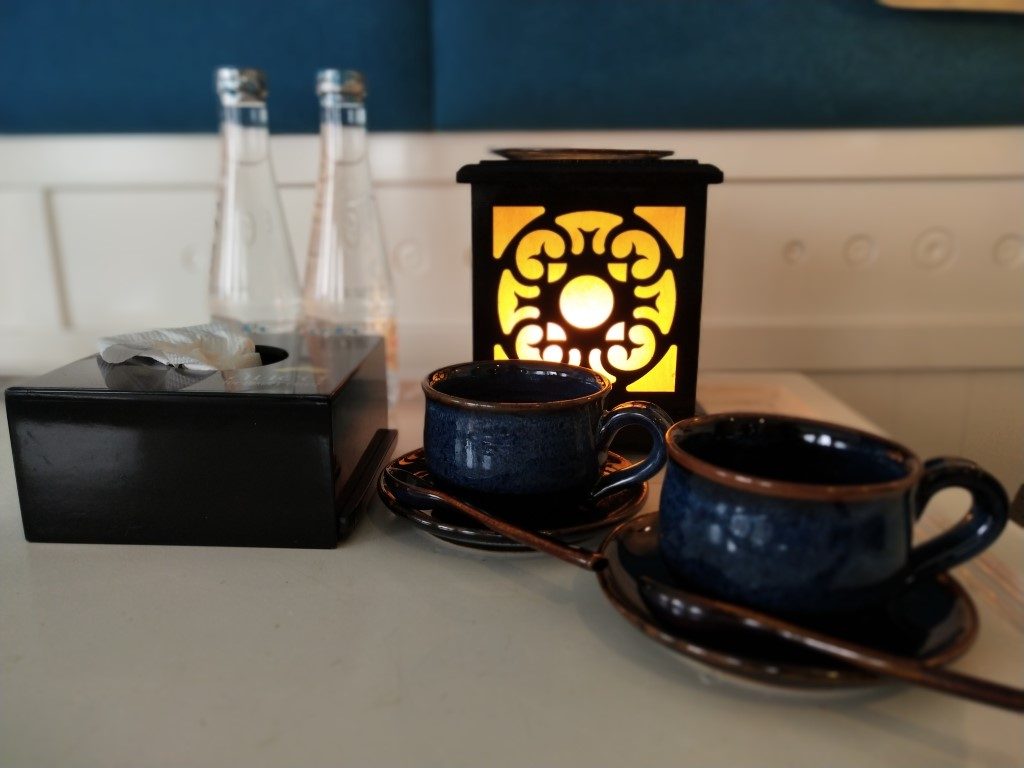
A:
[665,412,923,501]
[422,360,611,412]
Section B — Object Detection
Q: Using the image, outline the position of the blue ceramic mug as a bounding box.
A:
[423,360,672,499]
[659,413,1009,616]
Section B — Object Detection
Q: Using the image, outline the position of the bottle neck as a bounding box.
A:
[220,103,270,163]
[318,99,368,163]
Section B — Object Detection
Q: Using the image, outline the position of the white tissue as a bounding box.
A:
[98,323,262,371]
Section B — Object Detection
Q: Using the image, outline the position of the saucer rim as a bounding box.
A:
[595,511,979,690]
[378,448,647,551]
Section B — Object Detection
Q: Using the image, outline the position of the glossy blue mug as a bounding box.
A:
[659,413,1009,616]
[423,360,672,499]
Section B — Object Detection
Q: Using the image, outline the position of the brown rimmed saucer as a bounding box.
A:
[378,448,647,552]
[597,512,979,692]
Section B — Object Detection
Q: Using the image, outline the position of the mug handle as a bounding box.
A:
[906,457,1009,584]
[590,401,674,499]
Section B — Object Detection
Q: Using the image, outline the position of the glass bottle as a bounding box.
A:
[209,67,301,332]
[303,69,398,403]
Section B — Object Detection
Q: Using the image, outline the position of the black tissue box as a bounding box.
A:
[4,333,396,549]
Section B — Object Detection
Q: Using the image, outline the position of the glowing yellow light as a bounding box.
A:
[542,345,563,362]
[559,275,614,329]
[605,321,626,342]
[554,212,623,254]
[607,325,656,371]
[516,229,564,281]
[547,263,568,283]
[633,270,676,334]
[627,345,678,392]
[607,263,628,282]
[588,348,616,382]
[546,322,567,341]
[634,207,686,259]
[493,207,545,258]
[611,231,661,280]
[490,205,685,396]
[497,269,541,335]
[515,324,544,359]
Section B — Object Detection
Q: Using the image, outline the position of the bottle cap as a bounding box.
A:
[215,67,268,104]
[316,69,366,101]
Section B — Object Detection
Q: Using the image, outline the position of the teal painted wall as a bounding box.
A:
[432,0,1024,129]
[2,0,1021,133]
[0,0,434,133]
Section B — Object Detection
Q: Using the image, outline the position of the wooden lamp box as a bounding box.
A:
[457,150,723,422]
[4,334,395,549]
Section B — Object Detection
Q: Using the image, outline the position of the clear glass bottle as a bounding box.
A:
[209,67,301,332]
[303,69,398,403]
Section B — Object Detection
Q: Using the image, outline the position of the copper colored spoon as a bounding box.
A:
[382,465,607,572]
[638,575,1024,713]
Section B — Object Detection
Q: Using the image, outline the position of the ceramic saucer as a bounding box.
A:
[597,512,979,693]
[378,448,647,552]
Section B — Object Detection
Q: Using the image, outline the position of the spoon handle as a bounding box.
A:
[641,577,1024,712]
[435,492,607,572]
[383,469,606,571]
[779,621,1024,712]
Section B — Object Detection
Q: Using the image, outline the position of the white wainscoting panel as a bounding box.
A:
[53,190,216,330]
[812,370,1023,493]
[0,191,63,330]
[376,185,475,372]
[704,179,1024,326]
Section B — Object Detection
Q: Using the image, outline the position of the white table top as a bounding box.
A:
[1,372,1021,768]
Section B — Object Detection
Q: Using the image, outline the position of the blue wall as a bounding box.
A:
[0,0,434,133]
[2,0,1022,133]
[433,0,1024,129]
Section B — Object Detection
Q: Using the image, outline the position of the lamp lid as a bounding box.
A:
[456,149,723,185]
[491,148,673,161]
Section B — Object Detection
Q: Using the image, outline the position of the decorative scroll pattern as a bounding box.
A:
[493,206,685,392]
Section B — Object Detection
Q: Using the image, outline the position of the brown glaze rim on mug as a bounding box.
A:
[423,360,612,413]
[666,412,923,502]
